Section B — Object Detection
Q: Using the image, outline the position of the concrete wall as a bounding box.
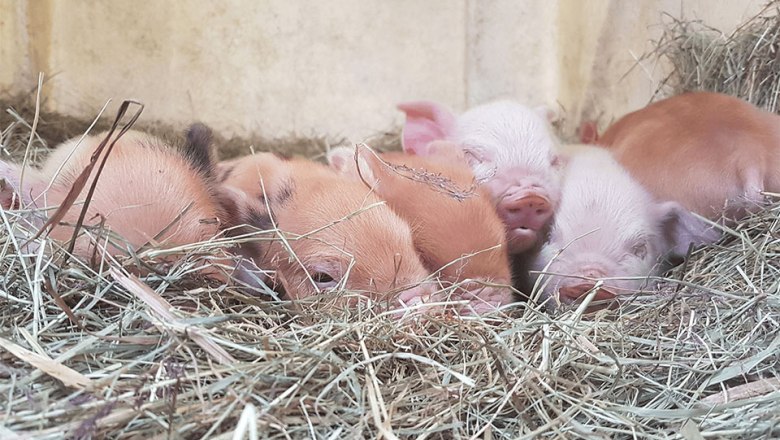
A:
[0,0,28,89]
[0,0,768,142]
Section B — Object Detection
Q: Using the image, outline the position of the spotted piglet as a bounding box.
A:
[216,153,434,305]
[0,126,235,274]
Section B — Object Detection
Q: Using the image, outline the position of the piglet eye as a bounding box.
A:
[631,241,648,259]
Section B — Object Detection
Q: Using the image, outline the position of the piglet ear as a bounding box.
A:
[0,178,20,210]
[326,145,381,188]
[182,122,217,177]
[0,160,36,210]
[657,201,722,257]
[214,161,235,184]
[534,105,559,124]
[396,101,457,156]
[326,147,357,175]
[212,184,252,229]
[578,120,600,144]
[210,184,274,292]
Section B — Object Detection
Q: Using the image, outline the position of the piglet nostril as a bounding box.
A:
[584,269,605,279]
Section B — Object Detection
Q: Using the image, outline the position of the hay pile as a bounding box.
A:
[3,11,780,439]
[2,108,778,440]
[652,1,780,111]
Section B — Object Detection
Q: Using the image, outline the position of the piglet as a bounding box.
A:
[327,141,513,314]
[397,100,563,254]
[0,125,241,280]
[532,146,717,311]
[216,153,434,305]
[598,92,780,221]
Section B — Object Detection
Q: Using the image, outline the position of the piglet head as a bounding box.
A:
[398,100,563,254]
[457,103,563,254]
[217,153,434,307]
[328,142,513,314]
[534,244,643,312]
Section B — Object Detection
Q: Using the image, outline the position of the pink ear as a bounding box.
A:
[579,120,599,144]
[657,201,721,257]
[0,161,29,210]
[534,105,559,124]
[0,179,19,210]
[326,146,355,174]
[396,101,457,156]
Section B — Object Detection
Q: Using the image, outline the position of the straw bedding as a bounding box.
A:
[3,5,780,439]
[650,1,780,111]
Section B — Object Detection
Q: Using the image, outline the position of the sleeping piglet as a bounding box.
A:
[327,141,513,314]
[532,145,718,311]
[0,126,236,277]
[598,91,780,221]
[397,100,563,254]
[216,153,434,305]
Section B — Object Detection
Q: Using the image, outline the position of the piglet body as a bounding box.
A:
[533,146,716,311]
[598,92,780,220]
[328,142,513,314]
[398,100,563,254]
[1,128,229,260]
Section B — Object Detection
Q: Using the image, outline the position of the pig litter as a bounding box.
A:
[3,8,780,440]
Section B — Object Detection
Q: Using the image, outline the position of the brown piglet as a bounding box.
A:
[598,91,780,221]
[328,141,513,314]
[0,125,240,280]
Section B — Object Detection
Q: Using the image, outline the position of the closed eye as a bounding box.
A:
[630,241,648,259]
[313,272,334,284]
[309,269,339,292]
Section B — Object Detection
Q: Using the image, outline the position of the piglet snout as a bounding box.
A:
[499,195,553,232]
[396,283,436,308]
[397,279,513,316]
[452,280,513,315]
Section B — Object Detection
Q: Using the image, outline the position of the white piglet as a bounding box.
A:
[398,100,563,253]
[532,146,718,311]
